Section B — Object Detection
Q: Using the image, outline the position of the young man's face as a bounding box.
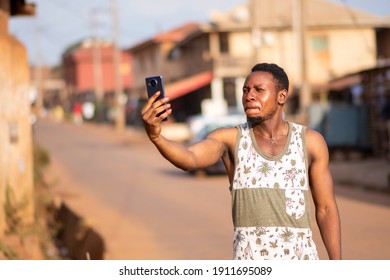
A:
[242,71,282,124]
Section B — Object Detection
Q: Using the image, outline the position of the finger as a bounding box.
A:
[157,108,172,122]
[152,102,171,118]
[142,100,169,124]
[141,91,162,114]
[162,109,172,119]
[151,98,170,112]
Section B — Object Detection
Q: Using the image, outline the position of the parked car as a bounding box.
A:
[186,113,246,176]
[186,111,246,137]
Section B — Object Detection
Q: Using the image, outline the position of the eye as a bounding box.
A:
[255,87,265,93]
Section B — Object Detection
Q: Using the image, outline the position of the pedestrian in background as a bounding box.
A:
[141,63,341,260]
[73,102,83,125]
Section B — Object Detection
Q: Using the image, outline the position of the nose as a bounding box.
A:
[245,88,256,101]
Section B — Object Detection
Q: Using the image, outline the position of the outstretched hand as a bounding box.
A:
[141,91,172,142]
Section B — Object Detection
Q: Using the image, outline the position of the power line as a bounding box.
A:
[338,0,375,55]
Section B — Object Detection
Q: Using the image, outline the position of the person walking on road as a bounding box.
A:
[141,63,341,260]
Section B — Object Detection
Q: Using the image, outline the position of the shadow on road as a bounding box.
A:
[55,203,105,260]
[334,184,390,208]
[161,168,229,179]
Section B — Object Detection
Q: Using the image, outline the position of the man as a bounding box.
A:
[141,63,341,260]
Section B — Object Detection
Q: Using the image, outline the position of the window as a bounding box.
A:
[219,32,229,53]
[311,36,328,52]
[223,77,236,107]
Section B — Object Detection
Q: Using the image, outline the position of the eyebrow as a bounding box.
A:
[243,82,266,88]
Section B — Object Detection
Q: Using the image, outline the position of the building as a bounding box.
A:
[62,39,132,121]
[0,0,36,248]
[325,63,390,156]
[30,65,66,114]
[128,22,210,122]
[129,0,386,123]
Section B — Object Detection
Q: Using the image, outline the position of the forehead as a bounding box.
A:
[244,71,275,86]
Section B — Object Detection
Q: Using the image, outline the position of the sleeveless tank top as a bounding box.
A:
[231,121,319,260]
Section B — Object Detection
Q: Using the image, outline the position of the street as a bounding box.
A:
[33,119,390,260]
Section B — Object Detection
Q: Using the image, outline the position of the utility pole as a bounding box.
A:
[293,0,311,124]
[91,8,104,103]
[34,26,43,118]
[250,0,262,63]
[111,0,125,132]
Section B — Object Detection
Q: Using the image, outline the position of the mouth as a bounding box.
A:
[244,106,260,114]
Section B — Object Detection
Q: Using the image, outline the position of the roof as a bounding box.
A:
[62,38,112,57]
[10,0,36,16]
[154,22,201,42]
[328,62,390,90]
[165,71,213,100]
[328,74,361,91]
[129,22,202,52]
[209,0,384,29]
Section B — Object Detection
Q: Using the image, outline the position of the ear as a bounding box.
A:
[277,89,288,105]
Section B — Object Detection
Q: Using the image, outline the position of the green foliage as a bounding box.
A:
[33,142,50,183]
[0,241,19,260]
[4,185,30,234]
[2,142,61,259]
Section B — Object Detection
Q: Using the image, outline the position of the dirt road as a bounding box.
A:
[34,119,390,260]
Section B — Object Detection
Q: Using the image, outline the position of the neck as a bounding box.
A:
[252,120,287,139]
[252,121,289,155]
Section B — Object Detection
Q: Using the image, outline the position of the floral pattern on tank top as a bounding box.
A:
[231,122,319,260]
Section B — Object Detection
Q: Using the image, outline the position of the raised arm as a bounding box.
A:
[141,92,228,171]
[306,129,342,260]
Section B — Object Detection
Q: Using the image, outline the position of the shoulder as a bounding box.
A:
[207,125,239,142]
[206,125,240,150]
[304,128,329,163]
[305,128,327,148]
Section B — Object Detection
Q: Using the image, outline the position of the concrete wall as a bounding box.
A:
[0,9,34,238]
[226,27,377,88]
[328,28,376,77]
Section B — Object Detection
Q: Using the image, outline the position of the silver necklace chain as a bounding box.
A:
[253,122,288,145]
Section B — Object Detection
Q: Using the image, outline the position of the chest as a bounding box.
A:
[232,125,308,190]
[253,134,288,157]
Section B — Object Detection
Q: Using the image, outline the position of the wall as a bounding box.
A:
[225,27,377,88]
[63,44,133,95]
[328,28,376,80]
[0,8,34,238]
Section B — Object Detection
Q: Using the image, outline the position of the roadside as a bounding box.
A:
[43,157,167,260]
[18,119,388,260]
[39,121,168,260]
[0,142,59,260]
[330,157,389,194]
[1,116,388,260]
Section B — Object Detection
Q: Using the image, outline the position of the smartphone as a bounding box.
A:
[145,75,168,121]
[145,75,165,99]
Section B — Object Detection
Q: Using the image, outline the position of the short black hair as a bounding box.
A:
[251,63,289,92]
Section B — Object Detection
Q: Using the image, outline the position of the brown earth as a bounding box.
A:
[43,157,166,260]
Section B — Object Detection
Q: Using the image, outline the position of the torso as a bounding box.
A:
[228,121,319,260]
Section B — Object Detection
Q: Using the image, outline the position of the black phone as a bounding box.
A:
[145,75,165,99]
[145,75,168,121]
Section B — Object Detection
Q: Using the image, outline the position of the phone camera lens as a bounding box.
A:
[150,79,158,87]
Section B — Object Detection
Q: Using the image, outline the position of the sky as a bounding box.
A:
[9,0,390,67]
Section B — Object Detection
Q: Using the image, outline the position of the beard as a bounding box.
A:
[247,116,265,125]
[246,106,278,125]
